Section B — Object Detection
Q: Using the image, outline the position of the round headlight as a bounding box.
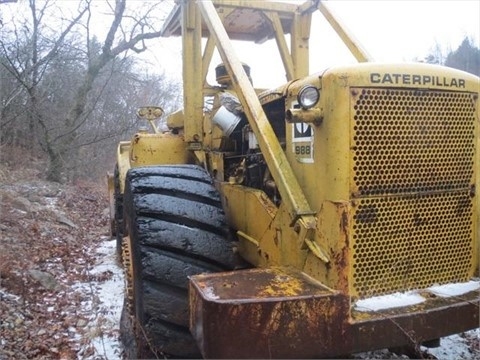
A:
[297,86,320,109]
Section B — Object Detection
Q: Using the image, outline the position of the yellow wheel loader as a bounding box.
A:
[107,1,479,358]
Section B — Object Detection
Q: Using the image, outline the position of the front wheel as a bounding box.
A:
[121,165,241,358]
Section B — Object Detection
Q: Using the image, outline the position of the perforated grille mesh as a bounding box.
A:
[352,192,474,297]
[352,89,476,196]
[351,88,476,298]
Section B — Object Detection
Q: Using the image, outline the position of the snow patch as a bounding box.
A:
[74,238,125,359]
[423,328,480,360]
[427,280,480,298]
[202,286,220,300]
[355,291,425,312]
[44,196,58,209]
[0,289,21,302]
[355,279,480,312]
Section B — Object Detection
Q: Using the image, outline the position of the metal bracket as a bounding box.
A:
[295,215,330,263]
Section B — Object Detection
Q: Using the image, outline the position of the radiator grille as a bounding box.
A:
[352,89,475,196]
[352,193,474,297]
[351,88,476,297]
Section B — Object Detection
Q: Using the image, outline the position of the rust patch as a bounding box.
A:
[332,201,350,241]
[331,244,349,294]
[341,208,349,234]
[190,267,478,358]
[190,269,351,358]
[335,203,350,293]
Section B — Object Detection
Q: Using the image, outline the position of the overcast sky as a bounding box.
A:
[322,0,480,62]
[4,0,476,88]
[146,0,480,88]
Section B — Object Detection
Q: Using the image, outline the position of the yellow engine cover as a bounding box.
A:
[129,132,191,167]
[116,132,192,194]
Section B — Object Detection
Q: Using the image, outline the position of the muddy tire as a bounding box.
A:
[121,165,240,358]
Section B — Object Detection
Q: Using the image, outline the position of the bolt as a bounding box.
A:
[293,223,300,233]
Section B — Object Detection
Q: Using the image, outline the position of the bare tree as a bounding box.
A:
[422,42,447,65]
[0,0,89,168]
[75,69,182,180]
[0,0,174,182]
[49,0,170,182]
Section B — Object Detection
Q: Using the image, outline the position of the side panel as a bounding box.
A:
[129,133,191,167]
[220,183,281,267]
[116,134,192,194]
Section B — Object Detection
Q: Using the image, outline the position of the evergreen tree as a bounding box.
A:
[444,37,480,76]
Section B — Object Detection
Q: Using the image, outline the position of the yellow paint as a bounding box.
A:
[166,109,185,129]
[219,63,478,298]
[259,273,305,297]
[115,132,192,194]
[123,2,480,302]
[129,133,191,167]
[182,0,204,144]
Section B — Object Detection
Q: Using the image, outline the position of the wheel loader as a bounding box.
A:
[107,0,479,358]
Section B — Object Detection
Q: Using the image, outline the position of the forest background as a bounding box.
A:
[0,0,479,184]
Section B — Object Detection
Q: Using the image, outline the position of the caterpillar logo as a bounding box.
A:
[370,73,466,88]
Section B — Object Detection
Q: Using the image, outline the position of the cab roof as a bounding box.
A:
[160,0,301,43]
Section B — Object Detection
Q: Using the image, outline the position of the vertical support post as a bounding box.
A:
[290,12,312,78]
[182,0,204,145]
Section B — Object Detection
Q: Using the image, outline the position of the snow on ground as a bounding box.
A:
[75,238,125,359]
[80,238,479,360]
[425,329,480,360]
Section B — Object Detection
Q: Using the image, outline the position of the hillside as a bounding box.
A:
[0,161,124,359]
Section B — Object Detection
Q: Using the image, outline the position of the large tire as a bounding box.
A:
[121,165,241,358]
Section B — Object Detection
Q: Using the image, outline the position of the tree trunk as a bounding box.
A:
[46,146,63,183]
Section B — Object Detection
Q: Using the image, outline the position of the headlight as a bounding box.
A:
[297,86,320,109]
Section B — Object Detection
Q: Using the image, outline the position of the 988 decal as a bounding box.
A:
[292,121,314,163]
[295,145,311,155]
[292,140,314,163]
